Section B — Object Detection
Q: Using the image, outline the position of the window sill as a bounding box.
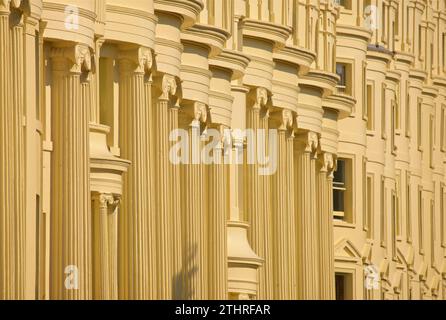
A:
[333,219,355,229]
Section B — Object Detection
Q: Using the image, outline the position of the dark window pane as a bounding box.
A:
[333,189,345,212]
[333,160,346,183]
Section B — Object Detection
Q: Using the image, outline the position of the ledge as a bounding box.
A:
[432,75,446,89]
[394,51,415,67]
[409,67,427,82]
[240,18,292,50]
[273,45,316,76]
[422,85,439,99]
[366,45,393,63]
[299,69,339,97]
[336,24,372,43]
[322,93,356,120]
[154,0,203,30]
[181,23,230,58]
[209,49,251,80]
[386,69,402,83]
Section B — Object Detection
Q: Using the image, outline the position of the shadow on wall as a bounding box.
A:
[172,243,198,299]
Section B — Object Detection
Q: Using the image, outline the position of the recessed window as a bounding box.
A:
[333,158,353,222]
[381,83,387,140]
[335,273,353,300]
[441,105,445,152]
[418,187,424,254]
[366,175,373,239]
[366,83,374,130]
[337,0,352,10]
[430,115,434,168]
[407,173,412,243]
[405,82,411,137]
[417,98,422,151]
[336,62,352,95]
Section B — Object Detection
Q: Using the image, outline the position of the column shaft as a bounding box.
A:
[153,74,178,299]
[295,133,319,299]
[118,56,152,299]
[181,120,207,299]
[208,142,228,299]
[50,46,92,299]
[272,129,289,299]
[0,10,26,299]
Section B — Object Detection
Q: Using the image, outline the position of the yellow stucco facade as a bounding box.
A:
[0,0,445,300]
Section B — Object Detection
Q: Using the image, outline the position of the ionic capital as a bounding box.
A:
[0,0,21,14]
[303,131,319,155]
[160,74,177,100]
[98,194,121,212]
[50,44,92,74]
[271,109,294,133]
[253,87,268,110]
[320,152,336,178]
[193,101,208,124]
[118,46,152,74]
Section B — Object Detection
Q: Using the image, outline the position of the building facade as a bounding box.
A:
[0,0,445,300]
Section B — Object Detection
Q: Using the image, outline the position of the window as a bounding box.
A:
[362,62,367,119]
[407,172,412,243]
[418,187,424,254]
[431,199,435,266]
[405,82,411,137]
[441,184,445,247]
[442,33,446,71]
[391,101,397,154]
[335,273,353,300]
[366,175,373,239]
[333,158,353,222]
[366,83,374,131]
[381,176,386,247]
[430,114,434,168]
[441,105,445,152]
[391,191,397,259]
[336,62,352,95]
[418,25,423,60]
[395,174,401,237]
[417,98,422,151]
[337,0,352,10]
[382,83,387,140]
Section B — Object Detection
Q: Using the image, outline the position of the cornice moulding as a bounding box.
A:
[273,45,316,75]
[106,5,157,23]
[209,49,250,81]
[322,93,356,120]
[181,23,229,58]
[299,69,339,97]
[241,18,292,50]
[154,0,203,30]
[336,24,372,43]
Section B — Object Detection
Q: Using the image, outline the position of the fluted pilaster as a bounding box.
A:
[153,73,179,299]
[92,193,120,300]
[245,87,273,299]
[295,131,320,299]
[317,152,336,300]
[207,127,228,299]
[50,44,92,299]
[0,2,26,299]
[270,109,293,299]
[117,46,153,299]
[180,102,208,299]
